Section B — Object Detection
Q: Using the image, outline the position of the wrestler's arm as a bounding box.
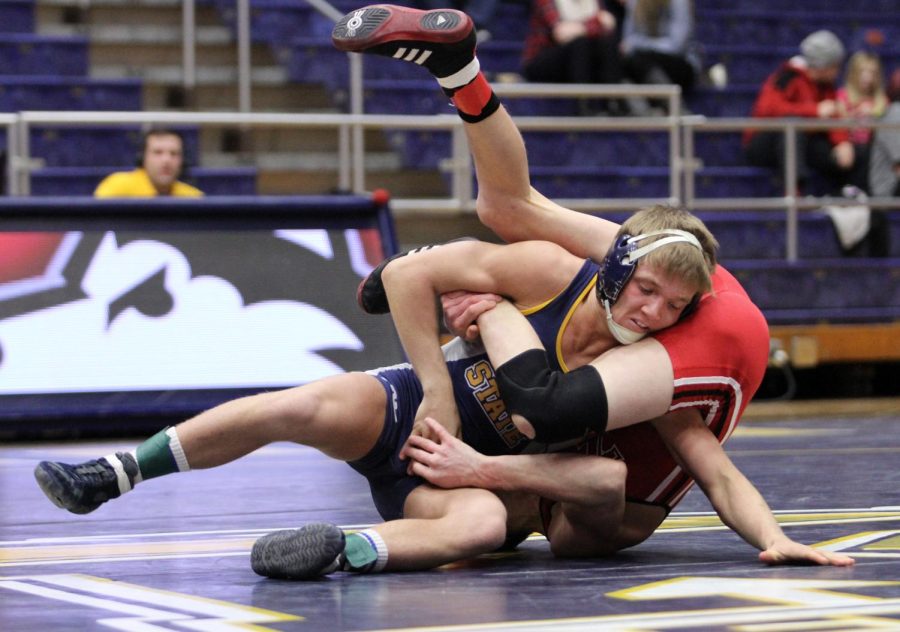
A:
[653,409,855,566]
[383,240,578,436]
[403,417,625,553]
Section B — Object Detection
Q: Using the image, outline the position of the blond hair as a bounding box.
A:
[844,50,888,116]
[618,204,718,294]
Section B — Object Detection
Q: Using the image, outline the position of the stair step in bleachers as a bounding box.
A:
[727,258,900,324]
[0,77,142,112]
[31,166,258,196]
[30,126,201,168]
[0,0,35,34]
[0,34,89,76]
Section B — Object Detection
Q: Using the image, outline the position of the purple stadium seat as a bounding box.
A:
[0,0,34,34]
[0,35,89,76]
[0,77,142,112]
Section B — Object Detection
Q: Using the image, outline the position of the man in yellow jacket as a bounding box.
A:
[94,129,203,197]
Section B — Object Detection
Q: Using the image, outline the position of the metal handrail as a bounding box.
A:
[681,116,900,259]
[5,108,900,261]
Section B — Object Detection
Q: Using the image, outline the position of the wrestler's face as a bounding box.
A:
[611,264,698,334]
[142,134,184,194]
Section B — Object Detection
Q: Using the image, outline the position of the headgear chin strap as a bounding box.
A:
[603,298,648,344]
[596,229,704,345]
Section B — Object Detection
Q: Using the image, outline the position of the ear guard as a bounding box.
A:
[595,230,704,343]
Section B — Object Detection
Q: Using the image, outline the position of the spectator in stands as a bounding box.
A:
[834,51,891,256]
[837,51,888,148]
[620,0,700,112]
[415,1,499,41]
[870,68,900,199]
[521,0,623,110]
[94,129,203,198]
[743,30,868,196]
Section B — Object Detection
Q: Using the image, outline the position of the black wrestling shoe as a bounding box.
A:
[34,453,139,515]
[251,523,347,580]
[357,238,478,314]
[356,243,444,314]
[332,4,475,78]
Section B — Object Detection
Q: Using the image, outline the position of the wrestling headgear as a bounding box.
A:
[596,229,704,345]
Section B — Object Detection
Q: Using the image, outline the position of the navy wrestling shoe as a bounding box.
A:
[251,523,347,580]
[34,453,139,515]
[332,4,475,78]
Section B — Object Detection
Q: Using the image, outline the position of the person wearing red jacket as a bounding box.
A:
[743,30,867,194]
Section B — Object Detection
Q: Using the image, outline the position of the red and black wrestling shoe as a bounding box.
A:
[332,4,475,78]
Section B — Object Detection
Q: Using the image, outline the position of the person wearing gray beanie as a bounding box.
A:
[801,30,846,69]
[744,28,865,201]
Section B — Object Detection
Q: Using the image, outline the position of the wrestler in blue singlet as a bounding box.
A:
[349,259,600,520]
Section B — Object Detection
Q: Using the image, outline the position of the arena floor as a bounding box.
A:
[2,412,899,631]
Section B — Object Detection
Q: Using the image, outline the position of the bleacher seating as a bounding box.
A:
[728,258,900,324]
[3,0,896,333]
[0,77,143,112]
[0,0,34,34]
[593,209,900,259]
[0,0,256,195]
[31,166,258,196]
[0,34,89,76]
[30,126,200,167]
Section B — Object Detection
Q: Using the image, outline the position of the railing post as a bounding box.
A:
[182,0,196,97]
[682,122,695,208]
[784,124,799,262]
[349,55,365,193]
[6,119,19,196]
[668,88,682,205]
[451,121,473,210]
[236,0,252,112]
[14,117,30,196]
[338,124,351,192]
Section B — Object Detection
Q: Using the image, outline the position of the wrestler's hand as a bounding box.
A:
[403,394,462,458]
[441,290,502,342]
[401,417,487,488]
[758,538,855,566]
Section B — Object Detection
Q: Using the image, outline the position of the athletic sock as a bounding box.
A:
[337,530,389,573]
[435,58,500,123]
[131,426,191,483]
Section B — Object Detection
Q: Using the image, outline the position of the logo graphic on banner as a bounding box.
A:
[0,229,401,395]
